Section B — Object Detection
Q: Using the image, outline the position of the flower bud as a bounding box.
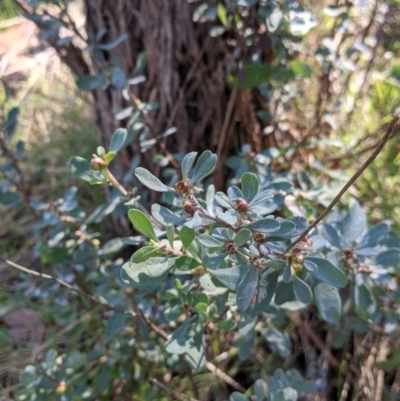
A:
[236,197,249,213]
[253,232,266,243]
[175,181,190,195]
[56,382,66,395]
[90,157,107,171]
[183,201,195,216]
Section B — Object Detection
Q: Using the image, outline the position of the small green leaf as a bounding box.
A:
[128,209,158,241]
[354,280,377,320]
[211,265,248,290]
[203,253,226,270]
[322,223,342,249]
[236,267,259,311]
[104,152,116,164]
[358,223,390,248]
[289,60,312,78]
[241,172,259,203]
[234,228,252,247]
[174,256,200,272]
[230,392,249,401]
[135,167,169,192]
[217,3,228,27]
[248,218,280,233]
[341,202,366,244]
[179,226,196,250]
[181,151,197,180]
[131,246,163,263]
[293,276,312,303]
[215,320,236,330]
[282,264,292,283]
[166,225,175,247]
[68,156,104,183]
[272,388,298,401]
[5,107,19,139]
[109,128,127,153]
[274,281,295,305]
[314,283,341,324]
[191,150,217,183]
[307,257,348,288]
[121,257,174,289]
[76,73,107,91]
[248,189,274,207]
[152,204,187,226]
[198,234,224,247]
[375,248,400,267]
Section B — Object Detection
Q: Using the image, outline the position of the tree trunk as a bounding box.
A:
[13,0,266,189]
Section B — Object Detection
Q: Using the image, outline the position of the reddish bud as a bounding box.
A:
[253,232,266,243]
[183,201,195,216]
[236,197,249,213]
[90,157,107,171]
[175,181,190,195]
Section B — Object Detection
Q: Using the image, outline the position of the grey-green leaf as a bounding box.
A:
[135,167,169,192]
[191,150,217,183]
[128,209,159,241]
[341,202,366,244]
[234,228,252,247]
[198,234,224,247]
[307,257,348,288]
[314,283,341,324]
[272,388,298,401]
[248,218,280,233]
[236,267,259,311]
[68,156,104,183]
[121,257,173,289]
[354,281,377,320]
[179,226,196,250]
[151,204,187,226]
[109,128,127,153]
[322,223,342,249]
[241,172,259,203]
[203,253,226,270]
[249,189,274,207]
[293,276,313,303]
[211,265,248,291]
[181,151,197,180]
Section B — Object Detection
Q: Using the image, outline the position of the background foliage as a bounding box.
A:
[1,0,400,400]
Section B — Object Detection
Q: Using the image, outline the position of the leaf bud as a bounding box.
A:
[236,198,249,213]
[175,180,190,195]
[183,201,195,216]
[90,157,107,171]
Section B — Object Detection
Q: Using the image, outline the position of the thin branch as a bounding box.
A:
[205,361,246,393]
[217,89,237,160]
[284,113,400,255]
[149,377,200,401]
[1,257,137,318]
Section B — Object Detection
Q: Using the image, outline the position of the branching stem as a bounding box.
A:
[284,113,400,255]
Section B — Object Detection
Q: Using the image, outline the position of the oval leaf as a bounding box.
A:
[179,226,196,250]
[181,152,197,180]
[109,128,127,153]
[241,172,259,203]
[236,267,259,311]
[135,167,169,192]
[191,150,217,184]
[121,257,173,289]
[307,257,348,288]
[293,276,312,303]
[314,283,341,324]
[234,228,252,247]
[128,209,158,242]
[248,218,281,233]
[322,223,342,249]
